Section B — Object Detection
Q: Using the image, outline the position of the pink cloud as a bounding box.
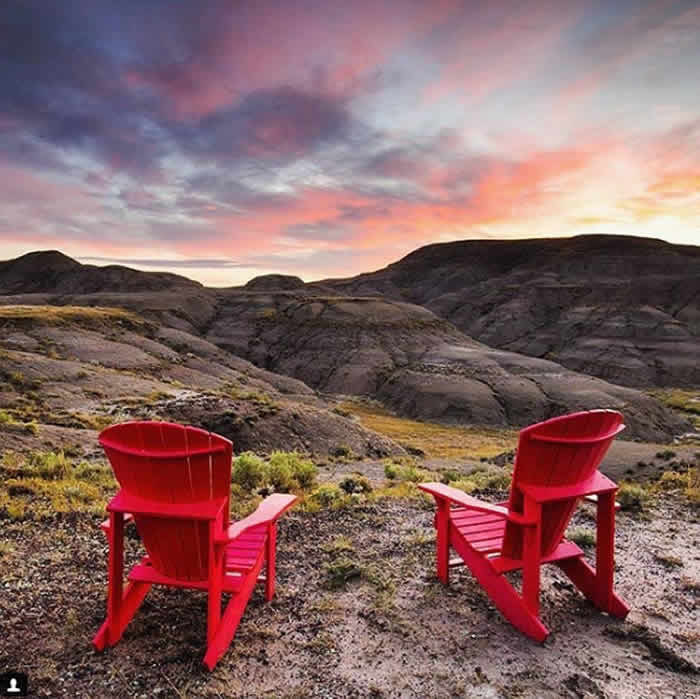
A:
[424,0,582,104]
[124,0,461,119]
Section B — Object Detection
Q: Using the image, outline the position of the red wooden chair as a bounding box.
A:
[92,421,297,670]
[419,409,629,641]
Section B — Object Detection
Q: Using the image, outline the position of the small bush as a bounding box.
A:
[656,471,687,491]
[311,483,344,507]
[617,483,649,512]
[383,461,431,483]
[656,450,676,461]
[483,471,511,490]
[447,479,478,494]
[439,469,461,484]
[28,451,71,480]
[568,528,596,548]
[331,444,354,460]
[339,475,373,494]
[232,452,266,492]
[265,456,294,493]
[272,451,317,490]
[324,557,363,589]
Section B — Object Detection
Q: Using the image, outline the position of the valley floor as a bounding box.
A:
[1,460,698,699]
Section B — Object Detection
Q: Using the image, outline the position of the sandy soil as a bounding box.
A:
[1,482,697,699]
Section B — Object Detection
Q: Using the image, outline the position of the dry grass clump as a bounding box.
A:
[0,409,39,435]
[0,450,116,520]
[0,304,142,325]
[650,388,700,429]
[338,400,516,460]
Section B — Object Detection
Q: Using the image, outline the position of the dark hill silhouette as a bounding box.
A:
[244,274,305,291]
[322,235,700,388]
[0,250,201,294]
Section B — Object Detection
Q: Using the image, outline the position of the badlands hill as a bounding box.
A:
[0,240,695,443]
[322,235,700,388]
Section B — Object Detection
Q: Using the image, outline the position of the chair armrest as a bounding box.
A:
[100,511,134,534]
[418,483,538,526]
[218,493,298,545]
[519,471,617,503]
[107,490,227,520]
[418,482,509,517]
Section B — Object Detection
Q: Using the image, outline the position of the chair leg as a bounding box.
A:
[435,500,450,584]
[93,512,151,651]
[557,492,629,617]
[207,522,223,648]
[265,523,276,602]
[450,531,549,642]
[521,499,541,617]
[203,551,266,671]
[93,581,151,650]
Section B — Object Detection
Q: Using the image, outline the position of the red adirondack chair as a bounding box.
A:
[419,409,629,641]
[92,421,297,670]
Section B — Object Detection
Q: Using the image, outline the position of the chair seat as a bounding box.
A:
[224,524,268,571]
[450,506,506,554]
[128,524,269,591]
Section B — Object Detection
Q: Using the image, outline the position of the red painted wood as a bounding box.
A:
[419,483,509,517]
[503,410,624,559]
[491,540,583,574]
[106,511,124,647]
[93,420,298,670]
[265,523,276,602]
[595,491,616,610]
[422,410,628,643]
[436,498,450,584]
[519,471,617,503]
[107,491,227,520]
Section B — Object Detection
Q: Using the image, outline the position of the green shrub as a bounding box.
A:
[439,469,461,484]
[339,475,373,494]
[448,479,478,494]
[384,462,399,480]
[232,452,266,492]
[28,451,71,480]
[383,461,431,483]
[324,557,363,589]
[268,451,317,490]
[656,450,676,461]
[311,483,344,507]
[617,483,649,512]
[265,457,294,493]
[568,528,595,548]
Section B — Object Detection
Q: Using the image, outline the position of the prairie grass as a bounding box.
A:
[0,304,142,325]
[0,450,116,520]
[650,388,700,428]
[338,400,516,459]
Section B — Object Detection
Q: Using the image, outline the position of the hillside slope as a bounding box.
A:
[322,235,700,388]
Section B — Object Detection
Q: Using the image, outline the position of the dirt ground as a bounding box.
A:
[1,474,698,699]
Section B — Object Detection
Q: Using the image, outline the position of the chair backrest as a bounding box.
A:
[99,421,233,581]
[501,410,624,560]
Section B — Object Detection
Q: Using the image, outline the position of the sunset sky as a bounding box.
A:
[1,0,699,286]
